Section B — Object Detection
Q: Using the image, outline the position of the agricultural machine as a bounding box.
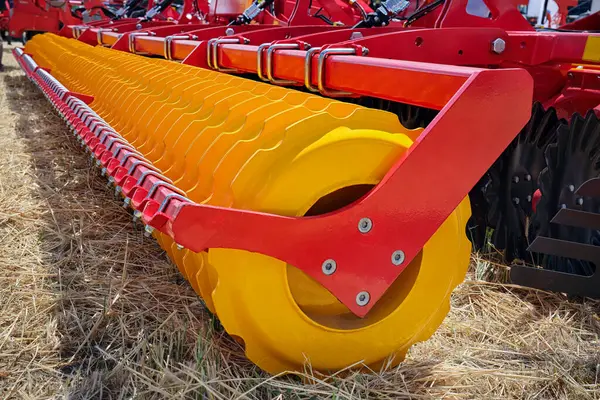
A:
[11,0,600,376]
[7,0,128,42]
[1,0,10,43]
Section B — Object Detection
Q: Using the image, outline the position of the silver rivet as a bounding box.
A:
[568,72,574,79]
[568,184,575,192]
[561,203,567,209]
[513,197,520,205]
[527,195,532,202]
[391,250,405,266]
[225,27,234,35]
[513,176,519,183]
[577,197,584,205]
[322,259,337,275]
[356,291,370,306]
[525,174,532,181]
[358,217,373,233]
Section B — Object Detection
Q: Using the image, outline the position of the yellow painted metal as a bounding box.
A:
[583,36,600,62]
[24,33,472,375]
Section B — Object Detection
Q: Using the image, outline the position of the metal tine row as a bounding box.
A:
[14,47,193,243]
[511,177,600,298]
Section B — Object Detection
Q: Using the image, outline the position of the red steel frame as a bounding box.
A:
[13,0,600,317]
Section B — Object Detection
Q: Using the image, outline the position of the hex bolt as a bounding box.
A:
[358,217,373,233]
[355,291,370,306]
[527,195,532,202]
[144,225,154,237]
[225,27,234,36]
[512,176,519,183]
[491,38,506,54]
[525,174,532,181]
[568,184,575,192]
[322,259,337,275]
[513,197,520,205]
[577,197,584,206]
[391,250,405,266]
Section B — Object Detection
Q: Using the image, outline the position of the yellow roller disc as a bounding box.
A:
[207,128,471,374]
[23,37,471,374]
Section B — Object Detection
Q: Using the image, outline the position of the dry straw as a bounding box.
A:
[0,44,598,399]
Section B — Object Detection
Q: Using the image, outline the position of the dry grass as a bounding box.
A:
[0,42,599,399]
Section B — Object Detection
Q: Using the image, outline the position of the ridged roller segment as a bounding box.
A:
[23,33,472,375]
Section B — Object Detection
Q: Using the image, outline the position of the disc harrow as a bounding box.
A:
[12,0,600,376]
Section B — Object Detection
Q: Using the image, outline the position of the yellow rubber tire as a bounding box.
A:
[208,128,472,374]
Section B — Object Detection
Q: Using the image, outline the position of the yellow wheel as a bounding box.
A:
[208,128,472,374]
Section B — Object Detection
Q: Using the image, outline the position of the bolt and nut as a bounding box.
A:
[322,259,337,275]
[358,217,372,233]
[356,291,370,306]
[491,38,506,54]
[391,250,405,266]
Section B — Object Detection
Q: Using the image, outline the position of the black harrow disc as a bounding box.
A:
[532,111,600,275]
[511,111,600,298]
[468,103,563,260]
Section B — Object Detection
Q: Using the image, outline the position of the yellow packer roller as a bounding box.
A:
[14,28,532,376]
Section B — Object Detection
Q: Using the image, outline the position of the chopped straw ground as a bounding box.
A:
[0,43,599,399]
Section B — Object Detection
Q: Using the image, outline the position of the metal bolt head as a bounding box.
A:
[350,31,363,40]
[577,197,584,206]
[512,176,519,183]
[491,38,506,54]
[144,225,154,237]
[176,244,184,250]
[568,184,575,192]
[525,174,532,182]
[513,197,520,205]
[225,27,234,36]
[322,259,337,275]
[568,72,574,79]
[391,250,405,266]
[358,217,373,233]
[527,195,532,202]
[356,291,370,306]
